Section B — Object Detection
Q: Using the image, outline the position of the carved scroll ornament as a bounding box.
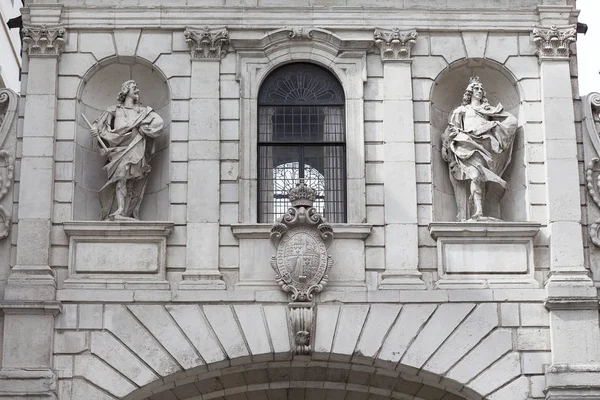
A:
[0,89,18,240]
[270,181,333,302]
[584,93,600,246]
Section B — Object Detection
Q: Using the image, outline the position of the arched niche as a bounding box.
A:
[74,57,171,221]
[430,58,526,222]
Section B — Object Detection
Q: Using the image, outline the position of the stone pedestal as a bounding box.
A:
[0,301,61,399]
[429,222,541,289]
[63,221,173,289]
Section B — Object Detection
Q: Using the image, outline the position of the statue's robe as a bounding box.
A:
[93,104,164,220]
[442,102,518,219]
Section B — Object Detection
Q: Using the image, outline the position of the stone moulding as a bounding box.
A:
[429,222,541,289]
[373,28,417,61]
[583,93,600,247]
[22,24,66,57]
[531,24,576,60]
[62,221,174,290]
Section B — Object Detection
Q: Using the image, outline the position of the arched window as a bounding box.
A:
[258,62,346,222]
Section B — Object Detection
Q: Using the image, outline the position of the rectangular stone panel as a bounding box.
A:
[443,241,529,274]
[74,241,160,273]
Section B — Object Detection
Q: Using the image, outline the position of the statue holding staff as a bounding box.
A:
[86,80,164,221]
[441,77,518,221]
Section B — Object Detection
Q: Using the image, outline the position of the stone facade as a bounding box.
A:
[0,1,599,400]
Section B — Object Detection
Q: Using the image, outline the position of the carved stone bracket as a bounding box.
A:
[185,27,229,60]
[531,25,576,60]
[374,28,417,61]
[583,93,600,247]
[288,28,314,40]
[270,181,334,302]
[289,303,313,355]
[22,24,66,57]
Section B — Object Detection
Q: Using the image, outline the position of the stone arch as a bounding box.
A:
[430,58,527,222]
[74,56,171,221]
[64,303,530,400]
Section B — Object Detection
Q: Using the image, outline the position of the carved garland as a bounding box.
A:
[184,27,229,60]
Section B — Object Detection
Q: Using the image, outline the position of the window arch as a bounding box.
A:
[257,62,347,222]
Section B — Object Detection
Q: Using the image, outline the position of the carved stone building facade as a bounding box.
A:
[0,0,599,399]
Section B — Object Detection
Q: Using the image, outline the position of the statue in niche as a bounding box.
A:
[441,77,518,221]
[89,80,164,221]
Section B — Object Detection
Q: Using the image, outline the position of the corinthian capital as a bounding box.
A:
[532,25,576,60]
[22,24,66,57]
[185,27,229,60]
[374,28,417,62]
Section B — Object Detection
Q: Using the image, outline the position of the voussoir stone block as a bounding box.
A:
[79,32,115,61]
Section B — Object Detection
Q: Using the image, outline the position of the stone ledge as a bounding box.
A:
[231,223,372,239]
[54,288,548,303]
[0,301,62,316]
[63,220,174,236]
[545,364,600,399]
[429,221,542,238]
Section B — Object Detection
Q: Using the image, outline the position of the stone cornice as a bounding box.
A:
[185,27,229,60]
[374,28,417,62]
[531,24,576,61]
[22,24,66,57]
[59,7,538,31]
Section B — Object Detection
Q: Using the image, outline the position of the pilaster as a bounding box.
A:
[179,27,229,290]
[6,23,66,302]
[532,23,600,400]
[374,28,425,290]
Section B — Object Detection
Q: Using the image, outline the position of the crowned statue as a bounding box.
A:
[88,80,164,221]
[441,77,518,221]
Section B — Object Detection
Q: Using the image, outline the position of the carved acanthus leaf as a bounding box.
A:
[531,25,576,60]
[374,28,418,61]
[185,27,229,60]
[290,304,313,355]
[22,24,66,57]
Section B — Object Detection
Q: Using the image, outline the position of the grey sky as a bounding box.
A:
[578,0,600,95]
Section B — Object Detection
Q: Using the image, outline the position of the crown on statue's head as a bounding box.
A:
[466,76,483,90]
[288,180,316,207]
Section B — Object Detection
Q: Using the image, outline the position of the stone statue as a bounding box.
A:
[441,77,518,221]
[89,80,164,221]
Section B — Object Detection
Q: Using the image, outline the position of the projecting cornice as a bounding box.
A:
[59,7,539,31]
